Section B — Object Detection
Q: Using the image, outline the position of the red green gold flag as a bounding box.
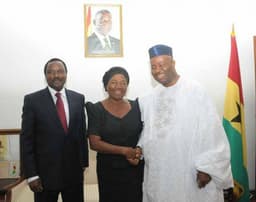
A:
[223,26,250,202]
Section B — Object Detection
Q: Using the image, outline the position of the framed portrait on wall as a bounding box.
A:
[0,129,21,178]
[84,4,123,57]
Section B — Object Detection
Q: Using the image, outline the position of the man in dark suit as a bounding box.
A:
[20,58,88,202]
[87,9,121,55]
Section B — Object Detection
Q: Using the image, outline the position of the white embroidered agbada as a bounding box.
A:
[138,77,233,202]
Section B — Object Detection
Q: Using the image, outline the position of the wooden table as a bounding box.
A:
[0,178,23,202]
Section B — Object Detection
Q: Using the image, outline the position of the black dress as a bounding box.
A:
[86,100,144,202]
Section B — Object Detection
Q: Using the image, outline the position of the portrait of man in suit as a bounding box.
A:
[20,58,88,202]
[86,7,123,57]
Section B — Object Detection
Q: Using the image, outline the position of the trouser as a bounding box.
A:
[34,183,84,202]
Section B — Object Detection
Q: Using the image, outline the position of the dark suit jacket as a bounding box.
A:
[20,88,88,190]
[87,33,120,55]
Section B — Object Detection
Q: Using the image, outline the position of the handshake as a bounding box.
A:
[123,146,142,166]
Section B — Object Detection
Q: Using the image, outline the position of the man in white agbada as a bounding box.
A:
[137,44,233,202]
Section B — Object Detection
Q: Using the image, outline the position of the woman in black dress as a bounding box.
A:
[86,67,144,202]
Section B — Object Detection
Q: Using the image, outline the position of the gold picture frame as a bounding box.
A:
[0,129,21,179]
[84,4,123,57]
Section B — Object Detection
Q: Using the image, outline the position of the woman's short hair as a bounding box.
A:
[102,66,129,91]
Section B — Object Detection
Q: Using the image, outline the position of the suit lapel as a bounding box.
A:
[42,88,57,114]
[65,89,74,133]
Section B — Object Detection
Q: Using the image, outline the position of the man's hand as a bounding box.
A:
[28,178,43,192]
[196,171,211,188]
[135,146,142,159]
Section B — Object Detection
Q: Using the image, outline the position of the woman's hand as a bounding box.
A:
[126,146,142,166]
[127,158,140,165]
[122,147,137,159]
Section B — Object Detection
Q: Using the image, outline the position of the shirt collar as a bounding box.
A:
[48,86,66,98]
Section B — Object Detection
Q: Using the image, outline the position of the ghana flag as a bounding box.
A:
[86,6,92,36]
[223,26,250,202]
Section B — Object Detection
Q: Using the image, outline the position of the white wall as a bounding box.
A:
[0,0,255,188]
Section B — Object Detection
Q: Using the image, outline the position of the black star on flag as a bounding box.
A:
[230,102,241,123]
